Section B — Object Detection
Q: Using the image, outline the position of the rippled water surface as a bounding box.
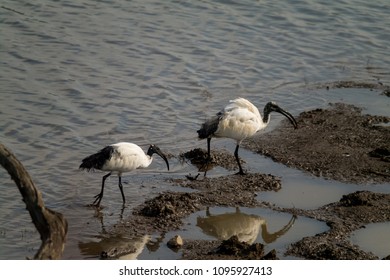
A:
[1,0,389,259]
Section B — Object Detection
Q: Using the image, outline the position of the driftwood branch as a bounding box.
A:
[0,143,67,259]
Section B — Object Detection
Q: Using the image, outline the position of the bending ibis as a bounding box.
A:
[197,98,297,175]
[80,142,169,207]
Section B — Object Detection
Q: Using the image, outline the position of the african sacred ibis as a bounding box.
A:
[79,143,169,207]
[197,98,298,175]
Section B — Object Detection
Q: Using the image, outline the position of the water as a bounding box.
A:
[139,207,328,260]
[350,222,390,259]
[0,0,389,259]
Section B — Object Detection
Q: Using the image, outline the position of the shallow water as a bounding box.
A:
[74,206,329,260]
[0,0,389,259]
[350,222,390,259]
[140,207,328,260]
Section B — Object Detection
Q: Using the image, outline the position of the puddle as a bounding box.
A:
[259,175,390,209]
[223,147,390,210]
[137,207,329,259]
[350,222,390,259]
[78,233,150,260]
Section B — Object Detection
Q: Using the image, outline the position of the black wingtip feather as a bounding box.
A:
[197,115,220,139]
[197,126,209,139]
[79,146,114,171]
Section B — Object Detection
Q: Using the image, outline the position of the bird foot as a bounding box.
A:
[87,203,103,210]
[186,173,200,181]
[91,193,103,207]
[198,158,214,174]
[235,170,247,175]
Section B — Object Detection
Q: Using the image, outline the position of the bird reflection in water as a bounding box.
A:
[197,207,296,244]
[78,208,155,260]
[79,233,151,260]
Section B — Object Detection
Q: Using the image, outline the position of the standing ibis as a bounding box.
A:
[80,143,169,207]
[197,98,298,175]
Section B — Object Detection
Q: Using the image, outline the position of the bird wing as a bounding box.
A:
[198,98,263,140]
[103,143,151,172]
[79,146,114,171]
[197,114,221,139]
[228,98,261,117]
[216,106,262,141]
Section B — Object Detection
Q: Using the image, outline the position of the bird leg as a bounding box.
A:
[234,144,245,175]
[118,176,126,205]
[207,137,211,161]
[92,172,111,207]
[200,137,212,177]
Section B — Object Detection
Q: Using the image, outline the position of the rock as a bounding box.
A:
[167,235,184,249]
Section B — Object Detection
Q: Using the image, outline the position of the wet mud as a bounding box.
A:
[179,148,245,172]
[181,236,278,260]
[282,191,390,259]
[244,102,390,184]
[97,95,390,260]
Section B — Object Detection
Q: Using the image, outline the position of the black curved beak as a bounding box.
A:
[149,145,170,171]
[274,106,298,129]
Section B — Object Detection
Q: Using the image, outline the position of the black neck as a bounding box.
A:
[147,146,154,157]
[263,107,271,124]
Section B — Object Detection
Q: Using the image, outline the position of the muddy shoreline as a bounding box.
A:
[245,102,390,184]
[97,87,390,260]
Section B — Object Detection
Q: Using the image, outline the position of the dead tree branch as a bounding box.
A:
[0,143,67,259]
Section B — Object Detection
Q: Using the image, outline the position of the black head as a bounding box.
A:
[147,144,170,171]
[264,102,298,129]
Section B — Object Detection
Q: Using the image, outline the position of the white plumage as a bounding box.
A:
[214,98,265,141]
[80,143,169,207]
[101,143,153,172]
[198,98,298,174]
